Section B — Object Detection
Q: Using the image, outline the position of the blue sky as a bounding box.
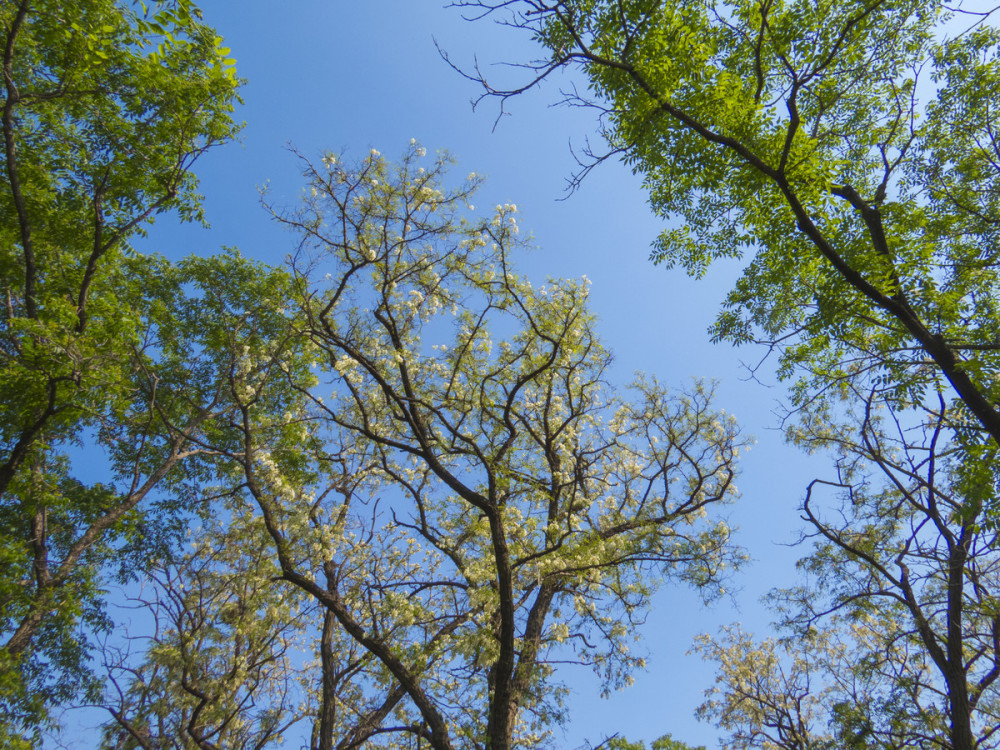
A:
[67,2,832,747]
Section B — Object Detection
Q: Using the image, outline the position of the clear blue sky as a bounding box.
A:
[61,2,830,747]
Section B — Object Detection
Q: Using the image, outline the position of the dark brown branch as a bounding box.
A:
[2,0,37,318]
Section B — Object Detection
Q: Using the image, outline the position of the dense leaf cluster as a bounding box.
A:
[0,0,241,740]
[455,0,1000,747]
[8,0,1000,748]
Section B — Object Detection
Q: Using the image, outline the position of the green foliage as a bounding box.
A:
[459,2,1000,748]
[100,506,312,750]
[695,616,951,749]
[465,0,1000,510]
[0,0,241,729]
[220,145,746,750]
[605,734,705,750]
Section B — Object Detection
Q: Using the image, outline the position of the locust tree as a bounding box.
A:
[88,247,324,750]
[0,246,300,745]
[604,734,706,750]
[218,145,745,750]
[452,0,1000,462]
[695,619,950,749]
[99,504,314,750]
[0,0,242,735]
[451,2,1000,748]
[696,384,1000,750]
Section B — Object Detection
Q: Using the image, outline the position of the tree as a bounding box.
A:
[88,247,322,750]
[697,383,1000,750]
[604,734,706,750]
[451,1,1000,748]
[99,505,313,750]
[0,0,241,732]
[214,144,745,750]
[695,625,832,750]
[695,620,950,749]
[0,246,302,742]
[454,0,1000,469]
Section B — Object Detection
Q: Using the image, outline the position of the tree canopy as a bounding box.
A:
[0,0,241,738]
[454,1,1000,748]
[8,0,1000,747]
[209,145,744,750]
[457,0,1000,475]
